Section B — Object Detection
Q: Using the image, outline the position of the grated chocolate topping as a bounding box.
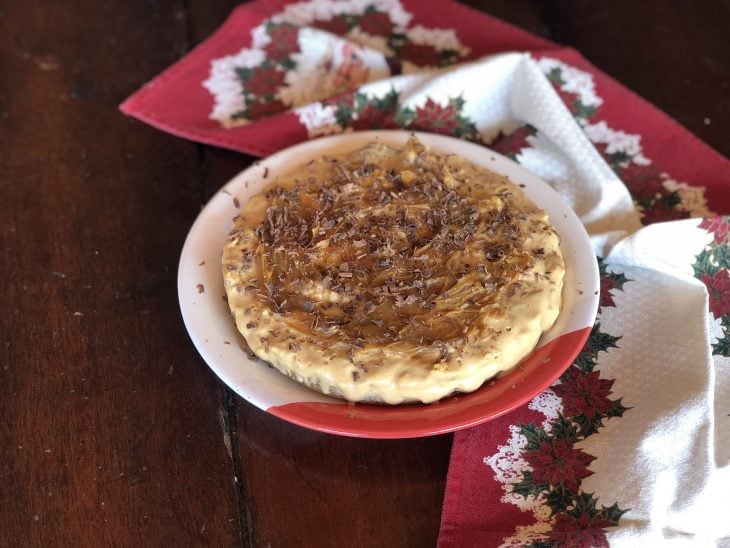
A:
[224,137,553,348]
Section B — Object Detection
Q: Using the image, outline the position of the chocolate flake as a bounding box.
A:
[223,136,554,360]
[241,345,257,360]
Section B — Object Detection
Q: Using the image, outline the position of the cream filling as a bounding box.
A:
[222,138,565,405]
[227,261,562,404]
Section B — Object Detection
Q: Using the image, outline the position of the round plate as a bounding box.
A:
[178,131,599,438]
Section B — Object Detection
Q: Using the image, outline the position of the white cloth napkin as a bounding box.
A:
[602,221,729,545]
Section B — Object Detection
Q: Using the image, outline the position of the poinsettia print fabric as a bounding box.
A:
[695,216,730,357]
[202,1,469,127]
[483,263,630,547]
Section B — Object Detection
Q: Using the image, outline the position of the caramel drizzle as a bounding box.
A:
[233,139,544,348]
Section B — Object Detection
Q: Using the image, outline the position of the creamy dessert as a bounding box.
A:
[222,136,564,404]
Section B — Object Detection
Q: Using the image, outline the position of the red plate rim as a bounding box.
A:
[267,327,592,438]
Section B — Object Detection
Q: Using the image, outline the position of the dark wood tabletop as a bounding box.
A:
[2,1,728,546]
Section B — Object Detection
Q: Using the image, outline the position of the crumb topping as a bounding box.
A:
[222,137,564,404]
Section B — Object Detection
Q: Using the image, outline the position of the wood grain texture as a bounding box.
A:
[0,0,239,545]
[1,1,728,546]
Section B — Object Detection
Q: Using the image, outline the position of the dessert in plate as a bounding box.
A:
[222,136,565,405]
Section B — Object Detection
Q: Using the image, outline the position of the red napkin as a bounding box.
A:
[121,1,730,545]
[120,0,730,218]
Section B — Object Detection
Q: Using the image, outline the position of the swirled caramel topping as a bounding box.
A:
[223,137,564,404]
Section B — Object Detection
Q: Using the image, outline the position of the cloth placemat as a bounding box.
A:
[120,1,730,544]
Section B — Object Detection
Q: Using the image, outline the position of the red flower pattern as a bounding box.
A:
[351,103,400,131]
[264,25,301,59]
[264,25,300,60]
[599,276,616,309]
[490,126,536,158]
[399,43,442,66]
[358,11,394,36]
[524,439,595,492]
[243,65,287,96]
[409,98,460,135]
[702,269,730,318]
[640,201,690,224]
[553,369,615,419]
[550,512,611,548]
[618,162,666,200]
[312,15,350,35]
[700,216,730,244]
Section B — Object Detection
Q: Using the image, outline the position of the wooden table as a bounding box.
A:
[2,1,728,545]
